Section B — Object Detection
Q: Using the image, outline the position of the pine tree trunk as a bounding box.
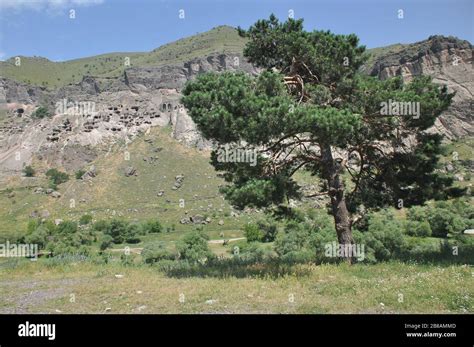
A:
[320,144,354,262]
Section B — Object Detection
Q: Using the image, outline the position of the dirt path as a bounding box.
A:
[110,237,246,254]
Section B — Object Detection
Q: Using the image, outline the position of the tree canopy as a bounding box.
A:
[182,15,456,252]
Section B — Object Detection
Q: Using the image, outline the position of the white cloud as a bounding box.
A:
[0,0,105,11]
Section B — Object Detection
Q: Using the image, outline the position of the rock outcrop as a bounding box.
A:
[367,35,473,139]
[0,35,471,179]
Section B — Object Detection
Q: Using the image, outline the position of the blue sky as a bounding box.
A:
[0,0,472,61]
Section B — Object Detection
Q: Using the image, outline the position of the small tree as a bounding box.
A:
[23,165,35,177]
[46,168,69,187]
[244,223,264,242]
[79,214,93,225]
[75,169,86,179]
[141,220,163,234]
[176,231,213,263]
[182,15,454,260]
[31,106,50,119]
[103,219,141,244]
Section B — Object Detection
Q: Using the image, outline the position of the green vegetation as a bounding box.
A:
[31,106,51,119]
[23,220,93,256]
[45,168,69,189]
[176,231,213,264]
[22,165,35,177]
[99,219,141,244]
[141,220,163,234]
[142,242,175,264]
[183,15,456,258]
[75,169,86,179]
[0,260,471,313]
[0,26,246,88]
[79,214,93,225]
[244,223,264,242]
[0,18,472,315]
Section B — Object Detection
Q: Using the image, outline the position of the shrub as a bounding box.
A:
[93,220,109,232]
[405,220,432,237]
[275,210,336,262]
[280,249,315,264]
[274,221,310,256]
[176,231,213,263]
[234,242,274,262]
[75,170,86,179]
[357,210,406,262]
[406,199,473,237]
[45,168,69,186]
[31,106,50,119]
[24,220,94,256]
[256,218,278,242]
[244,223,263,242]
[102,219,141,244]
[79,214,93,225]
[23,165,35,177]
[427,208,465,237]
[141,220,163,234]
[56,221,78,234]
[406,205,428,222]
[124,224,141,244]
[99,234,114,251]
[309,226,338,263]
[142,242,175,264]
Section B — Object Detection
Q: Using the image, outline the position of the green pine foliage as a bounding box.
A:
[182,15,456,245]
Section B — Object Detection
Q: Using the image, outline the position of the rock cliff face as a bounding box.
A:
[0,78,48,105]
[124,53,258,90]
[367,36,473,139]
[0,53,258,176]
[0,36,472,178]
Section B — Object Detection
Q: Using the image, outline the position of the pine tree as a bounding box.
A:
[182,15,455,259]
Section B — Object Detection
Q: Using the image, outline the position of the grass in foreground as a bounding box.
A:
[0,260,471,314]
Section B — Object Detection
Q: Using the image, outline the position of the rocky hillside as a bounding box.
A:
[0,26,246,88]
[0,26,255,178]
[367,35,473,139]
[0,30,472,181]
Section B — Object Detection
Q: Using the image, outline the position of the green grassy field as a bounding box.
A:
[0,259,471,314]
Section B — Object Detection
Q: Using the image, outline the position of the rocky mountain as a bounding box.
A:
[0,29,472,180]
[368,35,473,139]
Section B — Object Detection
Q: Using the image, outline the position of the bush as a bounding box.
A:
[280,249,315,264]
[24,220,94,256]
[357,210,406,262]
[102,219,141,244]
[75,170,86,179]
[427,208,465,237]
[244,223,263,242]
[23,165,35,177]
[79,214,93,225]
[275,210,336,262]
[256,218,278,242]
[406,205,428,222]
[176,231,213,264]
[142,242,175,264]
[406,200,473,238]
[141,220,163,234]
[405,220,432,237]
[99,234,114,251]
[45,168,69,187]
[93,220,109,232]
[31,106,50,119]
[274,221,311,256]
[234,242,274,262]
